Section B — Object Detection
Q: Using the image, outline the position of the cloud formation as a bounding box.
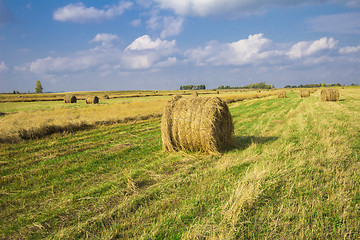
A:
[90,33,120,47]
[126,35,175,50]
[287,37,338,59]
[0,61,9,71]
[339,45,360,54]
[29,34,177,74]
[152,0,359,17]
[146,12,185,38]
[26,33,360,82]
[53,1,132,23]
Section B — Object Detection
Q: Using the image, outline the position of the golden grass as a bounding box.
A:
[277,91,287,98]
[0,91,276,142]
[0,99,168,142]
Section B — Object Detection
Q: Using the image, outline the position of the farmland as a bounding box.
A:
[1,88,360,239]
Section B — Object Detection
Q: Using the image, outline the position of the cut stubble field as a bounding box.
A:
[0,88,359,239]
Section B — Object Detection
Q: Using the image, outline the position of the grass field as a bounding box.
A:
[1,88,360,239]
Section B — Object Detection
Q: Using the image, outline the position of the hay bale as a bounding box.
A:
[103,95,110,99]
[86,96,99,104]
[64,95,77,103]
[300,90,310,98]
[161,96,234,153]
[277,91,286,98]
[193,91,199,97]
[321,89,339,101]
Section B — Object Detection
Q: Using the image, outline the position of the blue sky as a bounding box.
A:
[1,0,360,92]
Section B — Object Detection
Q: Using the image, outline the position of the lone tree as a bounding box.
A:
[35,80,43,93]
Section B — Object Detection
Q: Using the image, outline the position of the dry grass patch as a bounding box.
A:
[277,91,287,98]
[0,98,169,142]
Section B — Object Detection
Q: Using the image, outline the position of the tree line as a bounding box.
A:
[180,85,206,90]
[218,82,273,90]
[284,83,344,88]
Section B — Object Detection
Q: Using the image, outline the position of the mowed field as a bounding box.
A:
[1,88,360,239]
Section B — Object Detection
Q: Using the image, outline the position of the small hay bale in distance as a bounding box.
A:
[64,95,77,103]
[277,91,287,98]
[86,96,99,104]
[193,91,199,97]
[321,89,339,101]
[103,95,110,99]
[161,96,234,153]
[300,89,310,98]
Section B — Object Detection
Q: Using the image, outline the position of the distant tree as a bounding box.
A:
[35,80,43,93]
[13,90,16,94]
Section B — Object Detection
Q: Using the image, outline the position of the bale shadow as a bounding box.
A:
[231,135,279,151]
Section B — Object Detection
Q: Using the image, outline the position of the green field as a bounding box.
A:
[1,88,360,239]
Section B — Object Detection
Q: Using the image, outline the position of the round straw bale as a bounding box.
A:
[321,89,339,101]
[64,95,77,103]
[277,91,287,98]
[86,96,99,104]
[193,91,199,97]
[300,89,310,98]
[103,95,110,99]
[161,96,234,153]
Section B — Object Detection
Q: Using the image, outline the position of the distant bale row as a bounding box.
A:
[321,89,339,101]
[64,95,101,104]
[86,96,99,104]
[277,91,287,98]
[300,90,310,98]
[161,96,234,153]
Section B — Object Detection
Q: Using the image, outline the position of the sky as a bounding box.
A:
[0,0,360,92]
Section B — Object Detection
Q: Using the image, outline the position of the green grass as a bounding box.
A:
[1,89,360,239]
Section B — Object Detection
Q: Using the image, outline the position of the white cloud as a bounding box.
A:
[126,35,175,50]
[123,35,177,69]
[130,19,141,27]
[29,47,122,74]
[29,34,178,74]
[287,37,338,59]
[160,16,184,38]
[0,61,9,71]
[152,0,359,18]
[53,1,132,23]
[90,33,119,47]
[339,45,360,54]
[146,11,184,38]
[185,34,344,68]
[186,33,281,66]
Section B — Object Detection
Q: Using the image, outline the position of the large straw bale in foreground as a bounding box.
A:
[64,95,77,103]
[277,91,286,98]
[300,90,310,98]
[86,96,99,104]
[321,89,339,101]
[161,96,234,153]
